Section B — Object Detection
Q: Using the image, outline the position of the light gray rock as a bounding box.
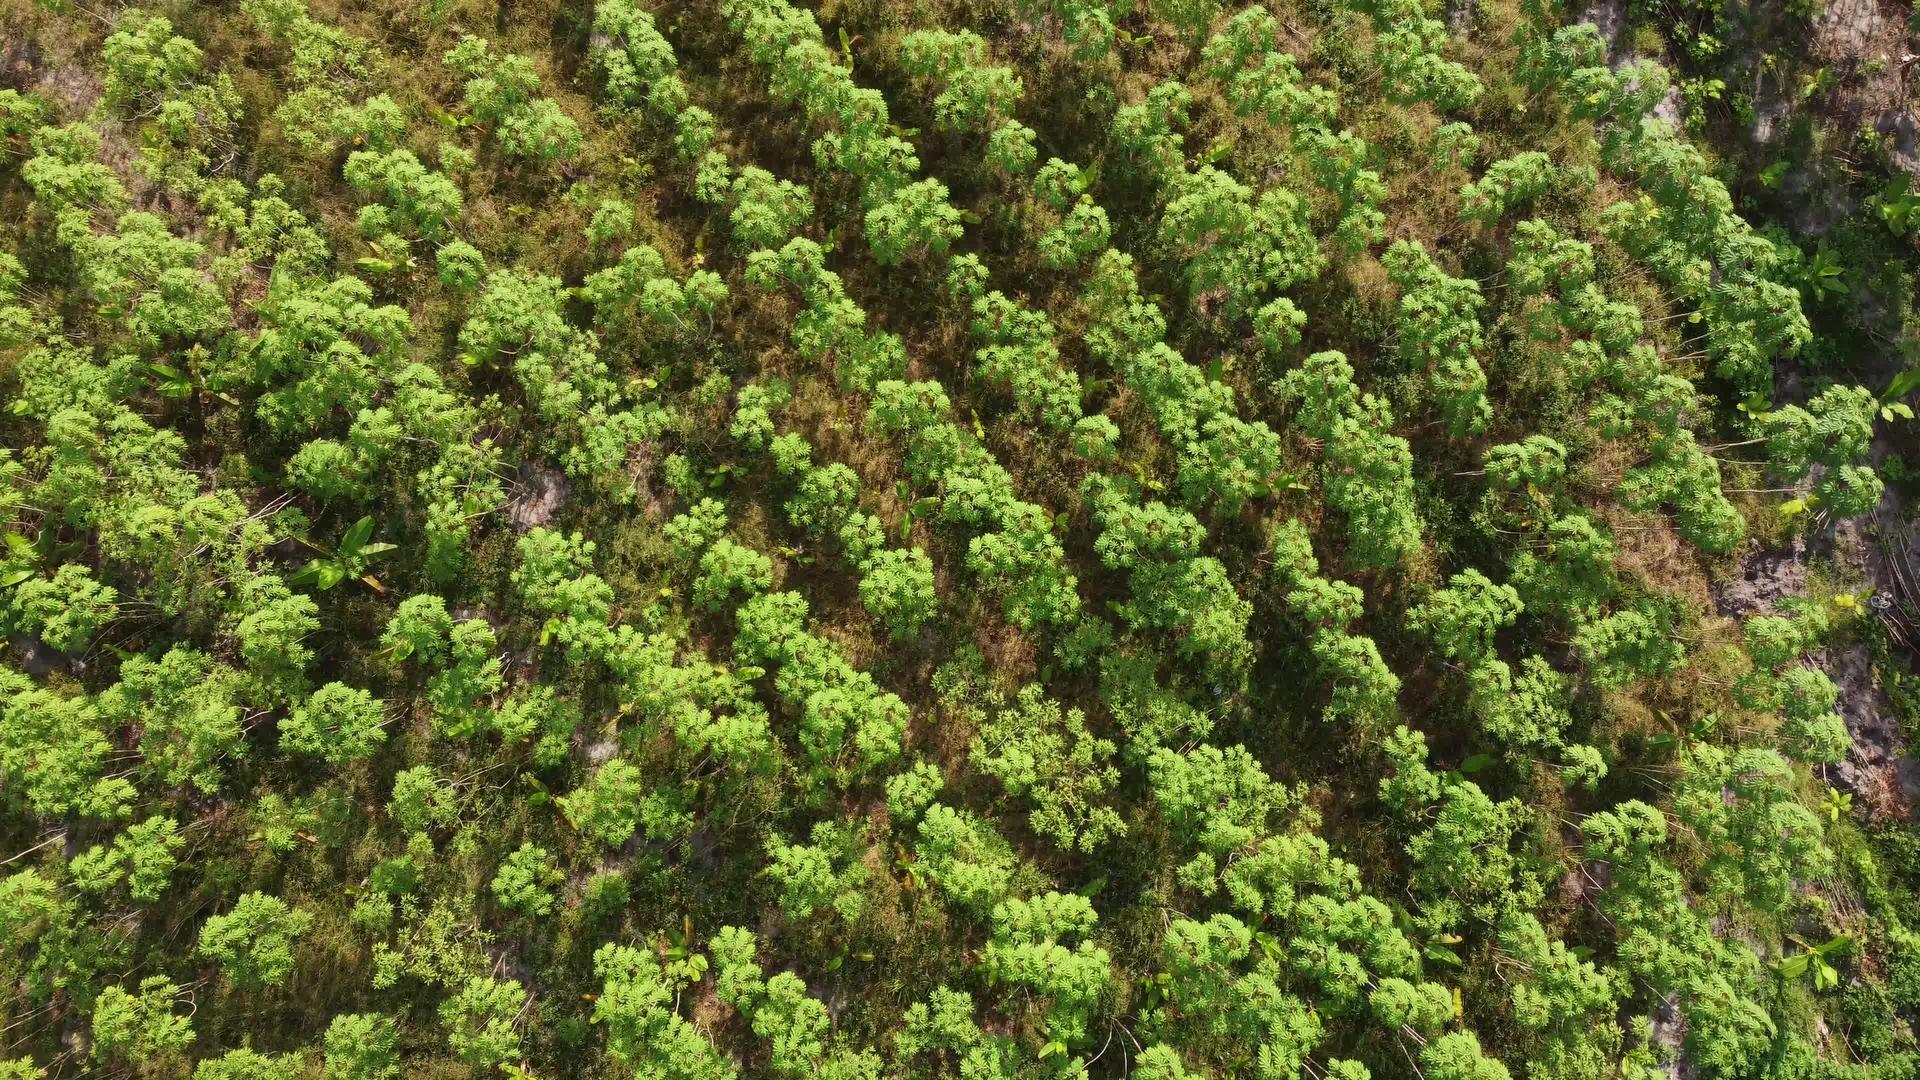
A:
[509,462,570,532]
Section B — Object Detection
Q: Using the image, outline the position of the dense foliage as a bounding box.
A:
[2,0,1920,1076]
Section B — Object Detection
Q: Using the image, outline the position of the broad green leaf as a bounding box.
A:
[1882,365,1920,404]
[340,516,376,557]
